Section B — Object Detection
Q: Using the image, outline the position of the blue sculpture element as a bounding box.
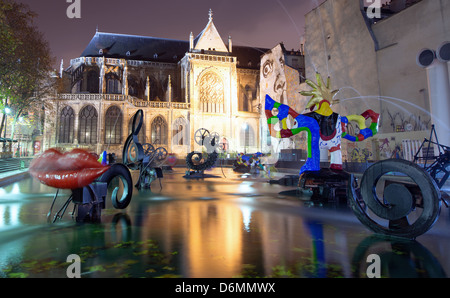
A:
[265,95,320,174]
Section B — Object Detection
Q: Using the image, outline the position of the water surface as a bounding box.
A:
[0,168,449,278]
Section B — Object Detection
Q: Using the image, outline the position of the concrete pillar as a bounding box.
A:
[437,41,450,99]
[417,48,450,147]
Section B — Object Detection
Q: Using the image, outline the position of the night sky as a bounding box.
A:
[17,0,327,69]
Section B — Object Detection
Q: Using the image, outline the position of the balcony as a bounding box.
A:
[57,93,190,109]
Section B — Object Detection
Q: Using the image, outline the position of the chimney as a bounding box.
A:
[228,36,232,53]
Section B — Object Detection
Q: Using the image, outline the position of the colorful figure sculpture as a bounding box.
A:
[265,73,380,175]
[233,152,265,173]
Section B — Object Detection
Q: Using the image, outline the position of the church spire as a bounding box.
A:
[208,8,213,22]
[193,9,228,53]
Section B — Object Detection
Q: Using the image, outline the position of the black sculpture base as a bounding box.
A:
[48,164,133,223]
[183,170,222,179]
[299,168,350,202]
[233,163,251,173]
[270,168,350,203]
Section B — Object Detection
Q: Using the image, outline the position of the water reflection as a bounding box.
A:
[0,168,449,278]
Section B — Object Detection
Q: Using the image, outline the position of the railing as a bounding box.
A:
[58,93,190,109]
[131,99,190,109]
[58,93,133,101]
[70,57,177,68]
[190,53,235,63]
[402,139,427,162]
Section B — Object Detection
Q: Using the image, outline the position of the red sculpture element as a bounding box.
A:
[29,148,110,189]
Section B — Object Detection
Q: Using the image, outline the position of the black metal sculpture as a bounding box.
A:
[48,163,133,223]
[413,125,450,190]
[348,159,442,239]
[122,109,167,189]
[348,125,449,239]
[185,128,219,177]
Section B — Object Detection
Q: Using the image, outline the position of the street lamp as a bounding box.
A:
[2,107,12,153]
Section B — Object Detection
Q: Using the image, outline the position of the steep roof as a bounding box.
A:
[193,10,229,53]
[79,31,269,70]
[80,31,189,63]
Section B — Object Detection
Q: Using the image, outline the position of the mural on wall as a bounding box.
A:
[350,148,373,163]
[260,44,307,153]
[260,45,287,105]
[385,109,431,133]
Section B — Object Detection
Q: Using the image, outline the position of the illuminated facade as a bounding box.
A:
[44,10,269,158]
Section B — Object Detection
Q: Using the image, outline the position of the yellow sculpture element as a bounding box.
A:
[300,73,339,116]
[346,114,367,130]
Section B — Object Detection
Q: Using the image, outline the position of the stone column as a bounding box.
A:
[99,58,106,94]
[146,76,150,101]
[122,59,129,96]
[73,109,79,145]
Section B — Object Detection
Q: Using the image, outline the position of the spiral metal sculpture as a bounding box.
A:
[348,159,442,239]
[185,128,219,173]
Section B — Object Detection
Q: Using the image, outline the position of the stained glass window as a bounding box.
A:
[58,106,74,143]
[78,105,98,144]
[199,72,224,113]
[104,106,122,144]
[172,117,187,146]
[151,116,167,145]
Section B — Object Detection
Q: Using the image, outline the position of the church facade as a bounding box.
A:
[44,11,270,159]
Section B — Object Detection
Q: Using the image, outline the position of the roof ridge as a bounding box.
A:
[95,31,188,43]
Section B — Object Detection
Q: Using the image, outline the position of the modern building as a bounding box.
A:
[303,0,450,162]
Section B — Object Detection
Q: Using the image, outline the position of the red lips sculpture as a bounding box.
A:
[29,148,110,189]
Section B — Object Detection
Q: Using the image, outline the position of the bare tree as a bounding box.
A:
[0,0,54,150]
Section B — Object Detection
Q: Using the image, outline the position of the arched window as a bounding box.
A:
[239,84,256,112]
[128,76,139,97]
[145,76,160,101]
[128,112,146,144]
[240,123,255,149]
[104,106,122,144]
[87,70,99,93]
[58,106,74,143]
[172,117,188,146]
[199,72,224,113]
[151,116,167,145]
[106,74,121,94]
[78,105,98,144]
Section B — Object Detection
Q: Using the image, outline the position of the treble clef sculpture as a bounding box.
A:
[123,109,145,166]
[123,109,168,189]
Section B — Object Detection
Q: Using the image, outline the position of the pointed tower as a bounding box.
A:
[179,9,238,152]
[193,9,229,53]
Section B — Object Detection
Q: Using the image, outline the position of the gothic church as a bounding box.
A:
[45,10,269,159]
